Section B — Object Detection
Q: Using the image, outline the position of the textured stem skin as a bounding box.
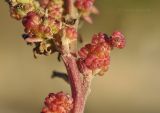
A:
[65,0,78,18]
[62,1,90,112]
[66,0,72,14]
[62,54,85,113]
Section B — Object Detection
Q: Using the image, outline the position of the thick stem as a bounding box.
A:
[65,0,72,15]
[82,74,93,101]
[65,0,78,18]
[62,1,92,113]
[62,54,85,113]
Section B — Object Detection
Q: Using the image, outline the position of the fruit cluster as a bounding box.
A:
[111,31,126,49]
[5,1,126,113]
[78,31,125,76]
[6,0,96,57]
[75,0,98,23]
[41,92,73,113]
[78,33,110,75]
[6,0,64,56]
[75,0,95,12]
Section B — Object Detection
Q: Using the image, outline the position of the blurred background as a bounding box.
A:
[0,0,160,113]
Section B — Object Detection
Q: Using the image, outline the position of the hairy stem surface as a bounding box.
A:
[62,54,86,113]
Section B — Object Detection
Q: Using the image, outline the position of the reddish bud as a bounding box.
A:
[41,92,73,113]
[75,0,95,11]
[22,12,41,30]
[111,31,126,49]
[92,32,106,44]
[65,27,78,40]
[78,32,111,74]
[47,2,63,19]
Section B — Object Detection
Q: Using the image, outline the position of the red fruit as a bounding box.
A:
[77,58,88,73]
[92,32,106,45]
[78,32,111,72]
[78,47,88,58]
[111,31,126,49]
[47,2,63,19]
[75,0,95,11]
[65,27,78,40]
[85,55,97,67]
[41,92,73,113]
[22,12,41,30]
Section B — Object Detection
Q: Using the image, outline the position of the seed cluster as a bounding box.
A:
[78,32,125,76]
[6,0,96,57]
[41,92,73,113]
[5,1,126,112]
[75,0,98,23]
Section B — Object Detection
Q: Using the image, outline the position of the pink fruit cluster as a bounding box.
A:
[6,0,98,56]
[5,0,126,113]
[41,92,73,113]
[65,27,78,40]
[78,31,125,75]
[78,33,110,75]
[75,0,98,23]
[6,0,82,56]
[22,0,63,42]
[111,31,126,49]
[75,0,95,12]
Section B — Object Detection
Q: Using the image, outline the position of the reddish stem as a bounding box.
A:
[66,0,72,14]
[62,54,85,113]
[65,0,78,18]
[62,1,91,113]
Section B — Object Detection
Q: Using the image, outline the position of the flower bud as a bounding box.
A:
[22,12,41,30]
[111,31,126,49]
[41,92,73,113]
